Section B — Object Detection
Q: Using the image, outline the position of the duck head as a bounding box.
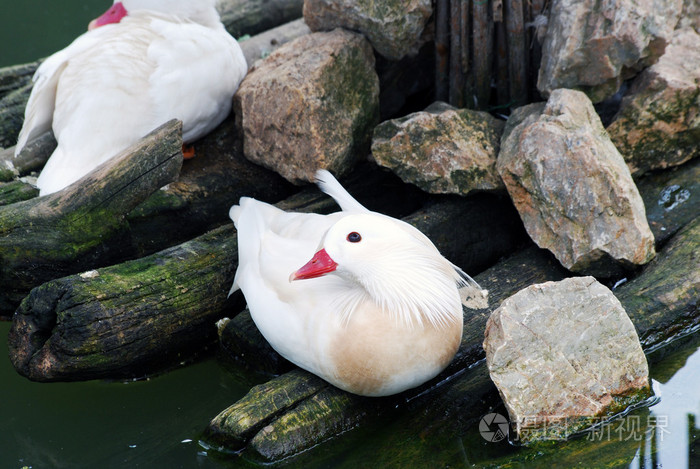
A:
[290,213,464,328]
[88,0,221,30]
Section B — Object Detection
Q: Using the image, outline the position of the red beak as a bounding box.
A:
[290,249,338,281]
[89,2,128,30]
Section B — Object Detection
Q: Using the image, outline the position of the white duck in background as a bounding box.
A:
[229,170,488,397]
[15,0,247,196]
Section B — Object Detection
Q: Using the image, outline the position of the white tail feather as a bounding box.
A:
[315,170,368,213]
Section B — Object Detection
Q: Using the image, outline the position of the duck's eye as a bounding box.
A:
[346,232,362,243]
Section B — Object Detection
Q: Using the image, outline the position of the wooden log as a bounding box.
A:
[635,157,699,247]
[6,166,428,380]
[0,120,183,315]
[0,131,56,181]
[449,0,464,107]
[0,60,38,101]
[239,18,310,68]
[8,223,238,381]
[0,83,32,149]
[617,216,700,352]
[217,0,303,38]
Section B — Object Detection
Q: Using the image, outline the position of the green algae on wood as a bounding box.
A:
[8,222,237,381]
[0,120,183,316]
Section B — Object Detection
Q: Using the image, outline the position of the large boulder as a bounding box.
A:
[497,89,655,276]
[484,276,651,443]
[537,0,682,103]
[234,29,380,184]
[607,28,700,176]
[303,0,431,61]
[371,102,505,195]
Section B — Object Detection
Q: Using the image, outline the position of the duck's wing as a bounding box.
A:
[229,197,345,373]
[15,27,113,155]
[144,16,247,142]
[315,169,369,213]
[229,197,341,295]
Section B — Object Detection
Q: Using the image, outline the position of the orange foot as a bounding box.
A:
[182,144,196,159]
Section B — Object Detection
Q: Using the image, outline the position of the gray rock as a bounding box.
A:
[371,102,505,195]
[677,0,700,34]
[497,89,656,276]
[607,28,700,176]
[484,276,651,444]
[234,29,380,184]
[538,0,682,103]
[303,0,431,61]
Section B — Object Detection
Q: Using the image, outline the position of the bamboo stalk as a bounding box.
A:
[449,0,464,107]
[435,0,450,102]
[473,0,494,108]
[505,0,528,107]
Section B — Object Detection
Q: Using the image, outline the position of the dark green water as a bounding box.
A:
[0,2,111,68]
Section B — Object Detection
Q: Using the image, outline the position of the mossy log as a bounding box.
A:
[0,121,183,314]
[8,223,238,381]
[5,167,428,380]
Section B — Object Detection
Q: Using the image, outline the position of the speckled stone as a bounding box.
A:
[497,89,655,276]
[234,29,379,184]
[607,28,700,176]
[371,102,504,195]
[484,277,651,443]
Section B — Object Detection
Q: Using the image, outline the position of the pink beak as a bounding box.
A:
[290,249,338,281]
[88,2,128,30]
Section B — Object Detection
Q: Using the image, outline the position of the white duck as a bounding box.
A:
[15,0,247,196]
[229,170,488,397]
